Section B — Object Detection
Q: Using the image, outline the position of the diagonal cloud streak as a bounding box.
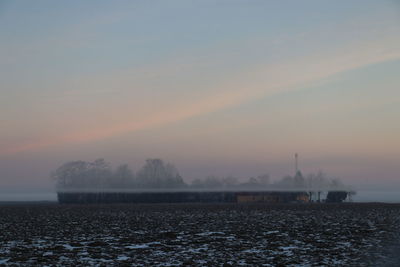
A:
[2,38,400,156]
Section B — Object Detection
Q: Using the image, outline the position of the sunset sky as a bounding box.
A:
[1,1,399,199]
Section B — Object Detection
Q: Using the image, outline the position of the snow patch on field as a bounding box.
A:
[0,259,9,264]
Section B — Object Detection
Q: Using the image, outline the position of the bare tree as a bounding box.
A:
[52,159,112,190]
[52,160,89,189]
[110,164,135,188]
[221,176,239,188]
[136,159,185,188]
[257,174,270,186]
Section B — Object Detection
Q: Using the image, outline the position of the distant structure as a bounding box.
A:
[57,190,310,204]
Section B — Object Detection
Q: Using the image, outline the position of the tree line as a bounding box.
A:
[52,158,350,191]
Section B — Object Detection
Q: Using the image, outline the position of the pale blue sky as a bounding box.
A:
[0,1,399,196]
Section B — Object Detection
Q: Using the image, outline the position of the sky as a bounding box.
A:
[0,1,400,200]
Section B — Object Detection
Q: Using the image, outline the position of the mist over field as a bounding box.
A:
[0,1,400,203]
[2,1,400,266]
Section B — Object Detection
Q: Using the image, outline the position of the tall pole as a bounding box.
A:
[295,153,298,174]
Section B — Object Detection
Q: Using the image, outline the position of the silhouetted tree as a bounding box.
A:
[52,160,89,189]
[110,164,135,188]
[221,176,239,188]
[52,159,112,189]
[257,174,270,186]
[136,159,185,188]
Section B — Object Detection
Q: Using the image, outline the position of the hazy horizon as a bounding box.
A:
[1,1,400,201]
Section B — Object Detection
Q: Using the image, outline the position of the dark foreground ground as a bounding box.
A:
[0,203,400,266]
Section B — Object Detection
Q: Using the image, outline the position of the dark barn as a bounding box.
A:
[57,191,312,204]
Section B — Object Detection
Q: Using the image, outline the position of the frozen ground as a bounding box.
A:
[0,203,400,266]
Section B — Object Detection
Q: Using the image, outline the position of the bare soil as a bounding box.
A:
[0,203,399,266]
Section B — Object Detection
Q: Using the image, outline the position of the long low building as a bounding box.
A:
[57,191,313,204]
